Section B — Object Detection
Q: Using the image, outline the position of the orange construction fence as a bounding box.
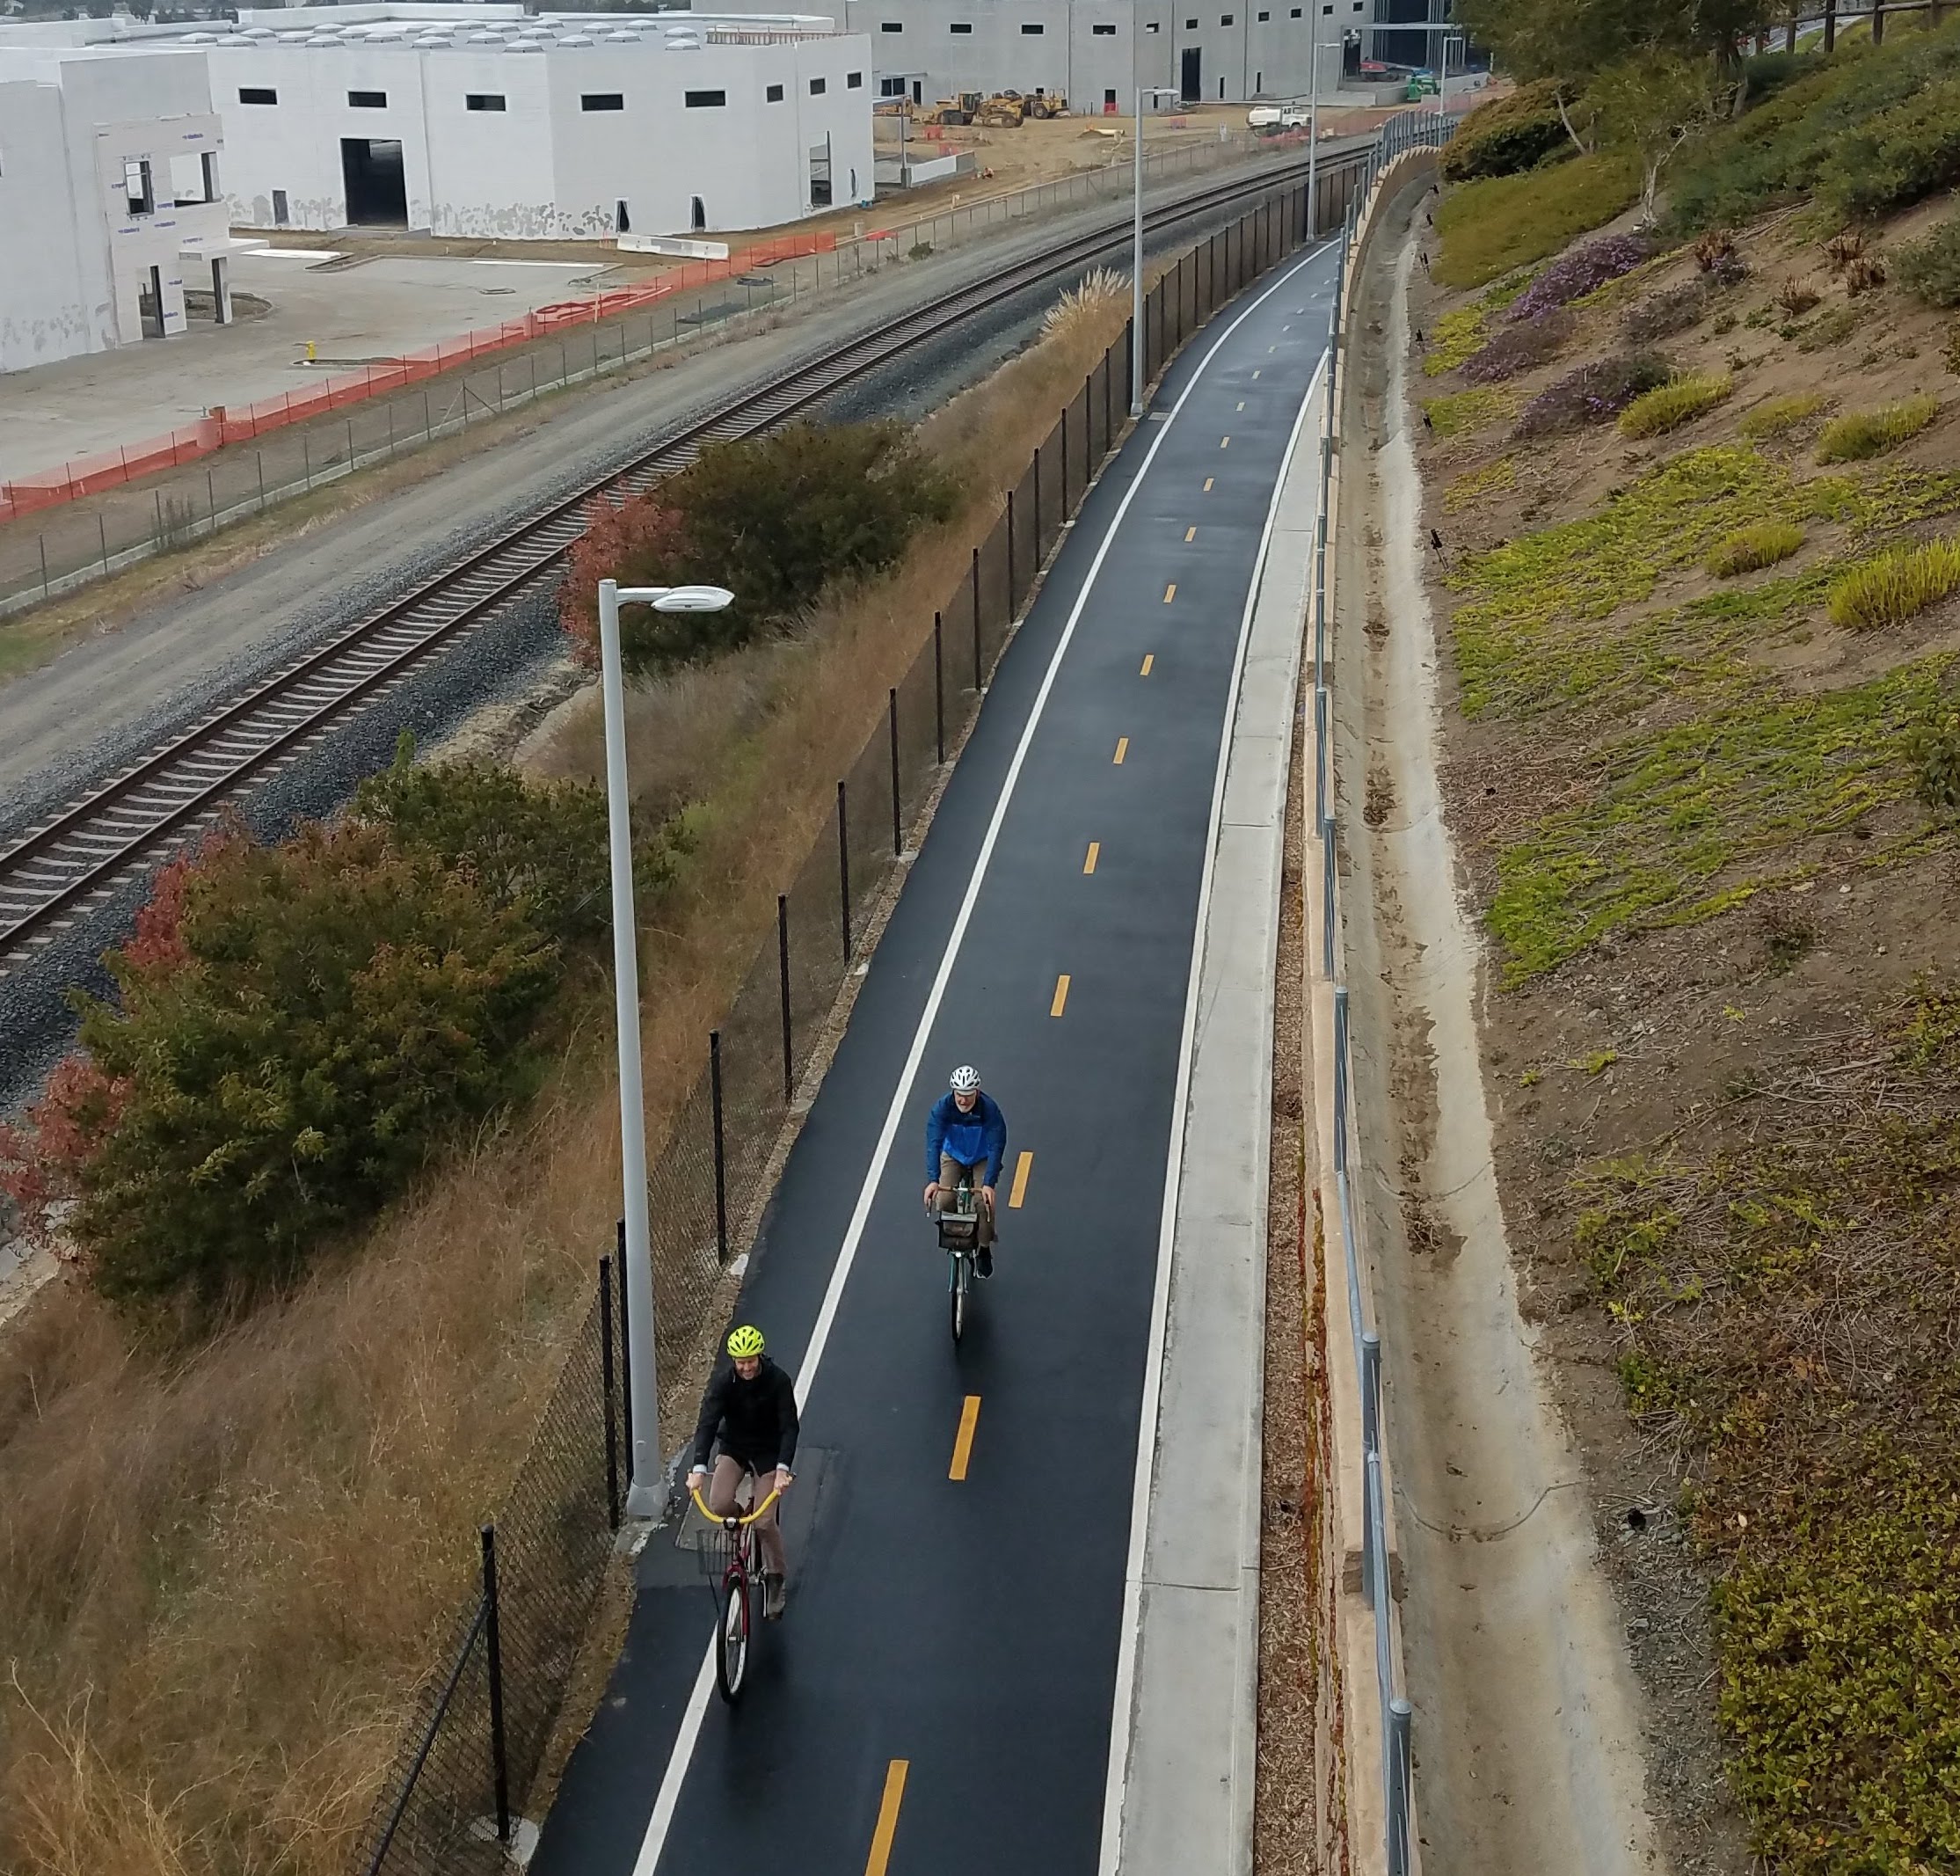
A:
[0,230,841,522]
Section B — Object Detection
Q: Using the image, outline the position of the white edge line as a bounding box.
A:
[631,237,1336,1876]
[1093,344,1329,1876]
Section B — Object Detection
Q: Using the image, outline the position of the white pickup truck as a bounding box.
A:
[1246,104,1311,130]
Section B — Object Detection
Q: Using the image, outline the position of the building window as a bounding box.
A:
[201,150,220,199]
[1092,20,1115,31]
[1104,84,1118,101]
[1220,12,1234,23]
[1290,6,1301,13]
[685,89,727,106]
[809,75,826,92]
[879,75,904,94]
[848,69,863,85]
[1145,18,1161,28]
[582,93,624,110]
[238,85,277,104]
[880,18,902,26]
[767,81,785,100]
[123,157,154,216]
[348,90,387,107]
[1257,7,1269,15]
[466,93,506,111]
[1021,19,1043,30]
[951,19,973,29]
[1184,17,1197,26]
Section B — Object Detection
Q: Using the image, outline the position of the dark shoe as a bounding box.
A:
[975,1247,994,1280]
[764,1573,786,1620]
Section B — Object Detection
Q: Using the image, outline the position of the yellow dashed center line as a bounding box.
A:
[864,1761,909,1876]
[1252,369,1262,380]
[949,1396,982,1481]
[1236,400,1245,412]
[1008,1150,1034,1208]
[1203,476,1214,492]
[1184,525,1196,542]
[1220,436,1230,449]
[1140,653,1154,675]
[1083,841,1100,873]
[1112,736,1128,764]
[1162,580,1177,602]
[1050,973,1070,1017]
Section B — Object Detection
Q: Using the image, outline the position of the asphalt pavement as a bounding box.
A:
[532,230,1340,1876]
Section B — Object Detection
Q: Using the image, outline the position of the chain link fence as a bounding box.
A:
[0,126,1333,624]
[350,145,1382,1876]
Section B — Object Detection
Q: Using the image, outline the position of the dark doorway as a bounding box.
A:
[1179,45,1201,101]
[138,266,164,339]
[690,194,707,230]
[912,78,922,103]
[273,187,289,226]
[616,198,630,233]
[340,136,407,225]
[809,138,832,208]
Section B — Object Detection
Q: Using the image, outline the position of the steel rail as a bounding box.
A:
[0,143,1365,971]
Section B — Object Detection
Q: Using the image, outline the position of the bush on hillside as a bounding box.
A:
[1461,307,1577,382]
[561,421,959,675]
[1509,232,1656,322]
[1618,372,1734,437]
[1622,280,1709,344]
[1739,392,1829,440]
[1439,77,1574,183]
[1706,521,1805,576]
[1819,74,1960,219]
[1515,353,1672,438]
[1898,213,1960,307]
[1672,20,1960,230]
[1434,152,1643,288]
[1816,395,1941,462]
[1739,46,1825,105]
[12,821,562,1312]
[1827,537,1960,629]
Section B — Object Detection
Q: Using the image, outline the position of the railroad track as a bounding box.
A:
[0,143,1363,974]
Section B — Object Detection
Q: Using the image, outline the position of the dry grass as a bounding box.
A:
[0,285,1132,1876]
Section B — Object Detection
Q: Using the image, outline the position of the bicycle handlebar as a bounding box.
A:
[690,1484,784,1529]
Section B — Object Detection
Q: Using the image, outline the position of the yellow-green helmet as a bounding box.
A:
[726,1325,765,1360]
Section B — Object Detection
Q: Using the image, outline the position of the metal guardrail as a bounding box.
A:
[1313,105,1460,1876]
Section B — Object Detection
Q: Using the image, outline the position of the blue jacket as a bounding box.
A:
[925,1090,1007,1186]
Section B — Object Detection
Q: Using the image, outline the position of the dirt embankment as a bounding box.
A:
[1384,170,1960,1874]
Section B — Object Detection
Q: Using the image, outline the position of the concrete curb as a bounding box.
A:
[1106,346,1327,1875]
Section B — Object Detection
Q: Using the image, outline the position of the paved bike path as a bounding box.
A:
[534,237,1337,1876]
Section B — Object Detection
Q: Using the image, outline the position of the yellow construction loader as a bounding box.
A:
[1026,91,1068,119]
[974,91,1026,127]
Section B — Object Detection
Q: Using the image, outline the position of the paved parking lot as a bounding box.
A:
[0,249,649,484]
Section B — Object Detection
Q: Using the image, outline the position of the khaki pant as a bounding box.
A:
[708,1454,786,1578]
[936,1153,995,1247]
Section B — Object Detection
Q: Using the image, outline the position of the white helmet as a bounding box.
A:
[949,1064,981,1093]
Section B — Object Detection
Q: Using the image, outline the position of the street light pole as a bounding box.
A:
[1132,82,1177,418]
[598,576,734,1520]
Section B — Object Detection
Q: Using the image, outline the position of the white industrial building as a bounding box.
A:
[182,5,878,238]
[711,0,1381,109]
[0,43,239,373]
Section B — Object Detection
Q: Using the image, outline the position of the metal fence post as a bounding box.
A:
[480,1526,512,1845]
[39,536,48,601]
[709,1030,728,1263]
[933,611,945,763]
[1322,815,1337,979]
[888,688,902,855]
[600,1254,621,1530]
[1360,1325,1381,1456]
[837,780,852,962]
[971,546,983,691]
[616,1223,631,1464]
[153,487,164,549]
[1005,486,1016,616]
[777,894,793,1102]
[1388,1697,1415,1876]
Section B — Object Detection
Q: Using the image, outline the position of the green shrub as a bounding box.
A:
[1827,536,1960,628]
[1672,20,1960,230]
[1817,394,1941,462]
[1423,302,1490,376]
[1898,211,1960,307]
[1904,704,1960,814]
[62,821,562,1311]
[1618,373,1734,438]
[1420,385,1516,437]
[1818,74,1960,219]
[1739,391,1827,439]
[1707,521,1805,576]
[1439,77,1573,184]
[561,420,959,674]
[1434,153,1641,290]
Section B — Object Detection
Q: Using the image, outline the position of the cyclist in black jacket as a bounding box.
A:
[688,1325,798,1617]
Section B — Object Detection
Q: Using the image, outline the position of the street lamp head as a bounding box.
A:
[650,585,736,614]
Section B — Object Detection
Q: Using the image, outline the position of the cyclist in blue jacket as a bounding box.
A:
[923,1064,1007,1279]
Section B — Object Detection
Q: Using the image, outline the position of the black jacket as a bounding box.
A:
[690,1356,800,1471]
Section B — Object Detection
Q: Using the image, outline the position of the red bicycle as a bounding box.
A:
[689,1471,783,1704]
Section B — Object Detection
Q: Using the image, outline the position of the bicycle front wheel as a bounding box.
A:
[949,1252,967,1344]
[715,1566,752,1704]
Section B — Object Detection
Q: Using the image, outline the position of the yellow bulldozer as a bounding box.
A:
[1026,91,1067,119]
[974,91,1025,127]
[919,91,981,125]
